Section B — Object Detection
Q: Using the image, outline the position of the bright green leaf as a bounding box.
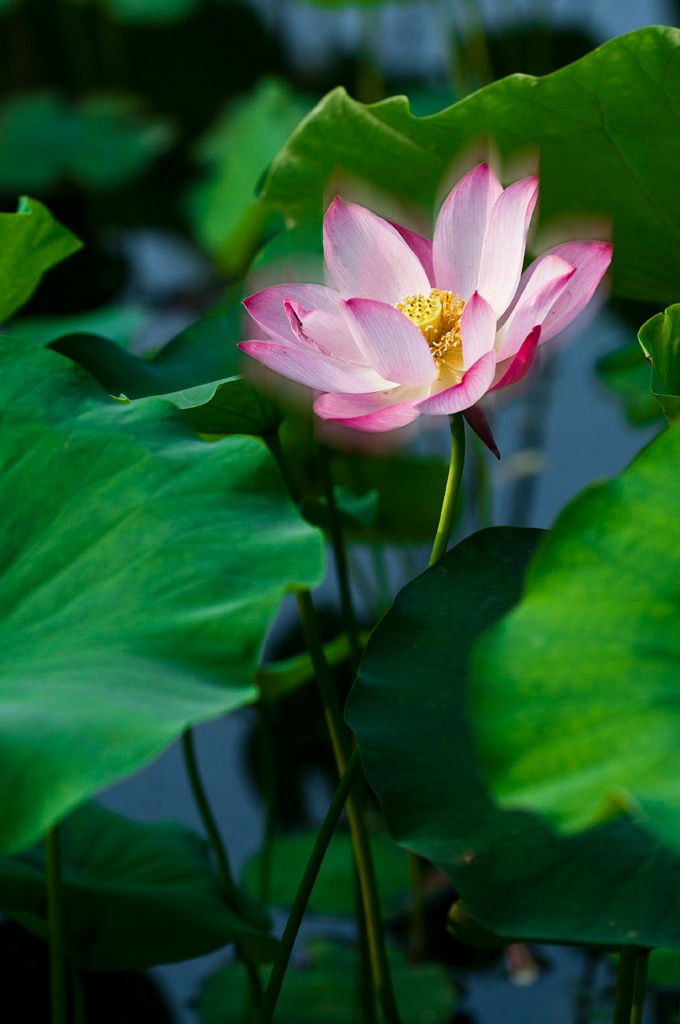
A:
[347,527,680,948]
[199,940,456,1024]
[262,27,680,304]
[241,832,409,917]
[0,338,324,853]
[0,197,81,323]
[638,303,680,421]
[470,420,680,858]
[0,802,271,969]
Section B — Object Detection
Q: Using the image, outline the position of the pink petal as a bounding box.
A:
[323,197,431,303]
[490,326,540,392]
[342,298,436,388]
[477,176,539,318]
[494,255,575,361]
[461,290,496,368]
[416,350,496,415]
[433,163,503,300]
[238,341,393,394]
[464,404,500,459]
[389,222,434,285]
[515,240,613,344]
[314,388,411,419]
[244,283,342,345]
[332,406,421,432]
[285,300,365,363]
[314,389,421,431]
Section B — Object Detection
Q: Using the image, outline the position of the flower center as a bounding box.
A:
[395,289,465,369]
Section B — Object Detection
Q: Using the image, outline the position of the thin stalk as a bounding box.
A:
[296,590,401,1024]
[354,862,377,1023]
[429,414,466,566]
[613,947,640,1024]
[181,729,264,1008]
[629,949,650,1024]
[318,445,362,668]
[46,825,68,1024]
[257,748,361,1024]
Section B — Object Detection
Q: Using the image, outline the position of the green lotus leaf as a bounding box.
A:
[347,526,680,948]
[0,338,323,853]
[470,419,680,860]
[0,802,273,969]
[0,197,81,323]
[638,303,680,421]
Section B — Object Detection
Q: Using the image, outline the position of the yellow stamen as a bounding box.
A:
[395,289,465,370]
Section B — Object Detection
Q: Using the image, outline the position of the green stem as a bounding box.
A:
[629,949,650,1024]
[257,748,361,1024]
[613,947,640,1024]
[181,729,264,1008]
[46,825,68,1024]
[318,445,362,668]
[429,414,466,567]
[296,590,401,1024]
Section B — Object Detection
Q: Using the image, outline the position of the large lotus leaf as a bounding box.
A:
[187,79,311,275]
[0,197,81,323]
[469,419,680,860]
[199,940,456,1024]
[241,831,409,917]
[0,93,173,192]
[346,527,680,948]
[638,304,680,422]
[0,802,271,970]
[262,26,680,305]
[0,338,324,854]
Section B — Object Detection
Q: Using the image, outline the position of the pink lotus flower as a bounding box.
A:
[239,164,611,455]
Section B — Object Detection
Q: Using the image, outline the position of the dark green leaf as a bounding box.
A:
[347,527,680,948]
[0,338,323,853]
[0,197,81,323]
[262,27,680,304]
[470,421,680,858]
[0,802,271,969]
[49,310,281,437]
[241,832,409,917]
[199,940,456,1024]
[638,304,680,421]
